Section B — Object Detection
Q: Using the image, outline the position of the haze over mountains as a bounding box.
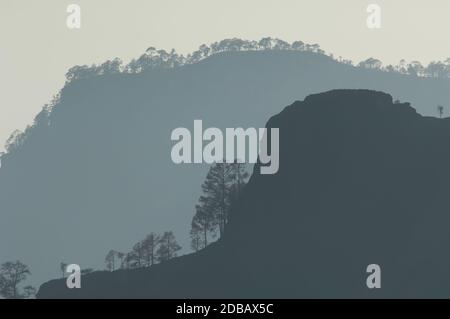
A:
[1,44,450,287]
[38,89,450,298]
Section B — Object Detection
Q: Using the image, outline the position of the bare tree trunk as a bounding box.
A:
[204,223,208,248]
[151,247,154,265]
[167,237,170,261]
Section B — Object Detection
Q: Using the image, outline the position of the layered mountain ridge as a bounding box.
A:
[38,89,450,298]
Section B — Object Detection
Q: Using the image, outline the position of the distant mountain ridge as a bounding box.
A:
[63,37,450,84]
[1,48,450,288]
[37,89,450,298]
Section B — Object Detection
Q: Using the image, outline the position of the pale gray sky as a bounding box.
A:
[1,0,449,152]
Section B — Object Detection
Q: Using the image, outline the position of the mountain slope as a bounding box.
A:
[38,89,450,298]
[1,50,450,287]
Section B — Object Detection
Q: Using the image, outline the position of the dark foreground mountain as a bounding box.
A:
[38,89,450,298]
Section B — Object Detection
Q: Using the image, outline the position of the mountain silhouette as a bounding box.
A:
[1,49,450,287]
[37,89,450,298]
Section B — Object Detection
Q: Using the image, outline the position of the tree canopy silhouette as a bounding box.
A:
[0,260,34,299]
[59,37,450,85]
[190,161,249,250]
[156,231,181,263]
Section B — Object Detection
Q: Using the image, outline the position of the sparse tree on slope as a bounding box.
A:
[105,250,117,271]
[191,203,215,250]
[438,105,444,118]
[156,231,181,263]
[0,261,33,299]
[130,241,146,268]
[190,161,250,250]
[116,252,125,269]
[190,224,204,252]
[60,262,67,278]
[142,233,160,266]
[200,162,235,237]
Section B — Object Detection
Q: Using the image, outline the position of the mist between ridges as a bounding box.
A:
[170,120,279,175]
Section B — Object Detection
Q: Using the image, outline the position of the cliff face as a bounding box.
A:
[38,89,450,298]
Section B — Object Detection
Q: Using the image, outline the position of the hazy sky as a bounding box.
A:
[1,0,449,152]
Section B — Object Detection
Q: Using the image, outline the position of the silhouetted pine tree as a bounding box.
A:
[142,233,160,266]
[156,231,181,263]
[105,250,117,271]
[190,162,249,251]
